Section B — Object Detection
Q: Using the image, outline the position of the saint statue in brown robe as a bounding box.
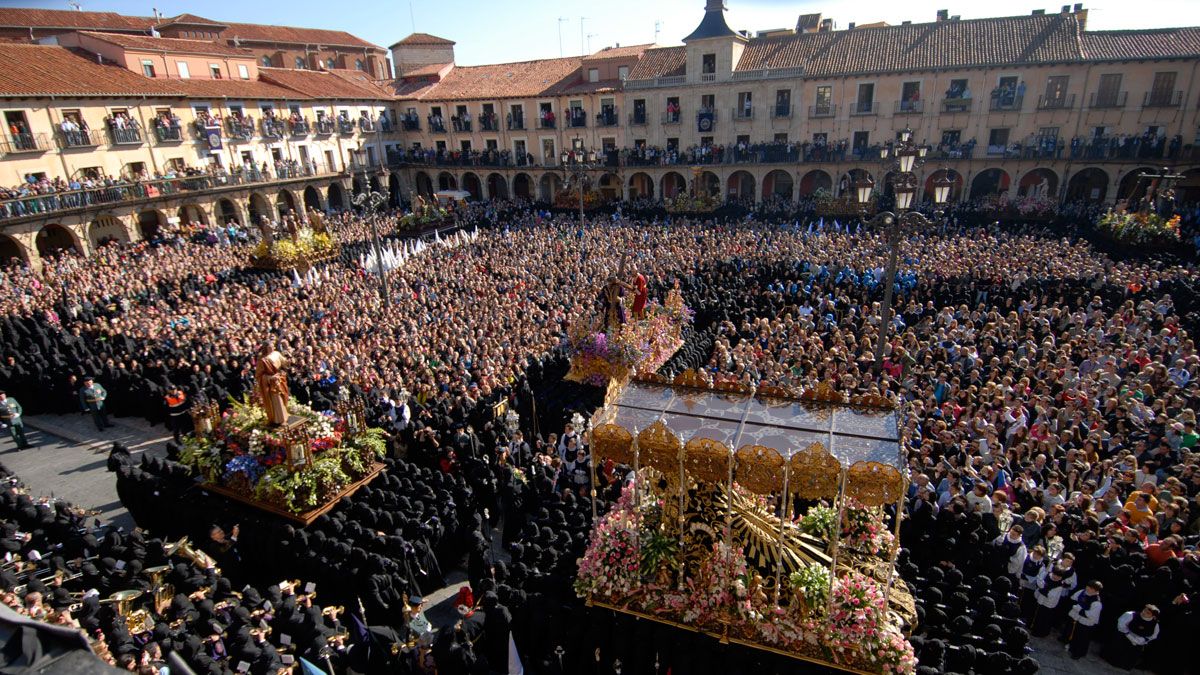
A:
[255,342,289,426]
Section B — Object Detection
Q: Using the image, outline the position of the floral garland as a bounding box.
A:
[798,504,837,540]
[841,498,896,556]
[1097,209,1182,247]
[573,484,642,599]
[252,230,335,265]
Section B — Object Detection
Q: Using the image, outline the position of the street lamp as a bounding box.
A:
[852,128,950,372]
[561,141,599,230]
[350,148,391,307]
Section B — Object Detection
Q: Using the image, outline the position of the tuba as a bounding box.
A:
[144,564,174,615]
[164,537,219,572]
[108,589,154,636]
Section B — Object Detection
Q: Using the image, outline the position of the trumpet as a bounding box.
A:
[321,605,344,617]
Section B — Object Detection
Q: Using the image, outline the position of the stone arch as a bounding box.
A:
[661,171,686,199]
[0,234,28,265]
[276,190,298,218]
[388,173,402,208]
[1065,168,1109,202]
[414,171,433,196]
[798,169,832,196]
[1116,166,1161,201]
[217,198,242,225]
[513,173,533,200]
[726,170,755,200]
[178,203,208,226]
[538,173,561,202]
[923,169,964,204]
[1178,167,1200,204]
[463,172,483,200]
[437,171,458,191]
[597,172,620,201]
[969,168,1012,199]
[698,171,720,197]
[88,215,129,248]
[327,182,346,211]
[762,169,792,200]
[1017,168,1059,199]
[487,173,508,200]
[628,172,653,200]
[136,210,165,239]
[248,192,272,225]
[837,169,873,198]
[35,223,81,257]
[303,185,324,212]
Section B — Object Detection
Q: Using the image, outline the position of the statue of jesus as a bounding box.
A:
[255,342,290,426]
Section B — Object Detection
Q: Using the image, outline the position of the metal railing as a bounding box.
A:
[315,119,335,135]
[1037,93,1076,110]
[850,101,876,116]
[567,112,587,128]
[629,112,648,126]
[401,117,421,131]
[479,114,498,131]
[808,104,835,118]
[941,97,973,113]
[56,129,103,149]
[358,118,376,132]
[734,107,753,120]
[379,119,395,133]
[1143,90,1182,108]
[337,119,356,134]
[895,100,923,114]
[1,133,47,154]
[290,119,311,136]
[153,124,183,143]
[771,105,792,119]
[539,117,556,129]
[452,119,471,132]
[989,92,1023,111]
[662,111,681,124]
[1088,91,1127,109]
[595,110,619,127]
[260,119,286,139]
[506,115,525,130]
[428,117,446,133]
[109,127,143,145]
[226,119,254,141]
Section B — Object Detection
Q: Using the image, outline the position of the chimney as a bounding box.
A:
[1073,4,1087,29]
[847,21,855,30]
[819,18,833,31]
[936,9,949,21]
[902,20,911,25]
[1060,5,1070,13]
[1032,9,1045,14]
[1073,2,1082,10]
[951,15,960,20]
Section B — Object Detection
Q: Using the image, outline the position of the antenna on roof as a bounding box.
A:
[587,32,598,54]
[409,0,416,33]
[654,20,662,44]
[580,17,587,56]
[558,17,568,57]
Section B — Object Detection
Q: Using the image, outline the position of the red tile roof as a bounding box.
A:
[390,33,456,48]
[0,43,182,97]
[78,31,251,57]
[626,46,685,80]
[1082,27,1200,60]
[155,13,227,28]
[258,67,387,100]
[584,44,653,62]
[0,8,150,32]
[172,77,307,101]
[222,22,383,51]
[400,57,583,101]
[403,63,453,78]
[550,79,623,95]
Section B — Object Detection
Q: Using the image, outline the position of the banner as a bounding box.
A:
[696,111,714,133]
[205,125,222,151]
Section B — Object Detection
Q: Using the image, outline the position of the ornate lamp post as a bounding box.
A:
[351,148,391,307]
[852,128,952,372]
[560,141,599,229]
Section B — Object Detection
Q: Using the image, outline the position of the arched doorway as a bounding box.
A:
[597,173,619,201]
[414,171,433,196]
[1178,168,1200,204]
[838,169,873,198]
[661,172,686,199]
[726,171,755,201]
[88,215,127,248]
[628,172,653,200]
[327,183,346,211]
[1117,167,1160,201]
[248,193,272,225]
[798,169,832,196]
[487,173,508,199]
[137,210,163,239]
[178,203,207,225]
[1065,168,1109,202]
[463,172,483,200]
[969,168,1011,199]
[388,173,401,208]
[437,172,457,191]
[762,170,792,200]
[923,169,964,204]
[218,199,241,225]
[276,190,297,219]
[513,173,533,200]
[303,186,324,212]
[698,171,720,197]
[0,234,26,265]
[1017,168,1059,199]
[538,173,561,202]
[36,224,80,257]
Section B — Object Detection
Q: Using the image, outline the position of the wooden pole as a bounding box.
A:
[827,468,848,620]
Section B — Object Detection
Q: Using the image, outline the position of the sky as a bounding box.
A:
[9,0,1200,66]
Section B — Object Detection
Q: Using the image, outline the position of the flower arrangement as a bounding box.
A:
[841,499,896,556]
[1097,209,1182,247]
[573,483,642,599]
[827,570,887,652]
[798,504,837,540]
[566,300,690,385]
[788,562,831,613]
[554,188,606,210]
[874,627,918,674]
[253,229,335,266]
[399,206,450,229]
[664,192,721,213]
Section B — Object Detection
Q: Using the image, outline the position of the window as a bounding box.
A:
[542,138,555,161]
[618,65,629,80]
[141,60,156,77]
[773,133,788,143]
[325,58,335,69]
[210,64,221,79]
[900,81,921,111]
[774,89,791,116]
[666,137,678,151]
[1043,75,1069,106]
[588,68,599,83]
[815,85,832,106]
[852,131,869,152]
[461,140,471,152]
[176,62,190,78]
[737,92,752,118]
[700,94,714,110]
[1148,72,1178,106]
[1094,73,1122,107]
[987,128,1010,154]
[941,130,961,145]
[485,139,497,150]
[237,64,249,80]
[702,53,716,74]
[736,134,750,144]
[295,57,306,69]
[855,83,874,113]
[355,59,365,71]
[261,56,272,67]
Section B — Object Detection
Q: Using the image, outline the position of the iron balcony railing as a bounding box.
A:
[153,124,183,143]
[1,133,48,154]
[56,129,104,149]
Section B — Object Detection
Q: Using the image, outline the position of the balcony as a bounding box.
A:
[151,124,182,143]
[1143,90,1182,108]
[808,104,835,118]
[507,115,525,130]
[358,118,376,132]
[595,110,618,127]
[1037,93,1076,110]
[989,92,1023,111]
[226,119,254,141]
[700,73,716,83]
[401,117,420,131]
[850,100,877,116]
[628,112,648,126]
[567,111,587,128]
[539,117,556,129]
[733,106,753,120]
[109,126,143,145]
[941,97,973,113]
[895,100,924,114]
[315,119,335,135]
[452,119,471,132]
[480,114,499,131]
[662,111,681,124]
[771,105,792,119]
[428,117,446,133]
[1088,91,1127,109]
[379,119,395,133]
[1,133,47,155]
[290,119,311,136]
[337,119,356,135]
[56,129,103,149]
[260,119,287,139]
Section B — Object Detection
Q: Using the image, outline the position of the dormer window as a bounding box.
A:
[588,68,599,83]
[261,56,272,67]
[702,54,716,74]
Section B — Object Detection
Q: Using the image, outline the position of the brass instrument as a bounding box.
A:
[321,605,344,617]
[164,537,218,571]
[108,590,154,635]
[13,570,82,595]
[145,565,174,615]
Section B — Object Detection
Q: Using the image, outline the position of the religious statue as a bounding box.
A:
[258,216,274,247]
[308,208,327,235]
[1030,176,1050,199]
[285,215,300,244]
[630,265,649,321]
[412,194,429,219]
[254,342,290,426]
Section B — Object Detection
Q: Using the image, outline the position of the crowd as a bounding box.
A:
[0,196,1199,672]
